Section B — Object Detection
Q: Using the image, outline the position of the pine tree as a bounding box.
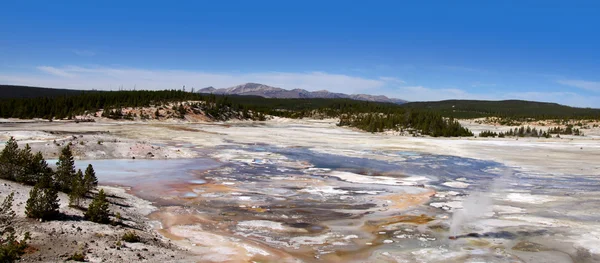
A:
[0,137,18,164]
[69,170,86,207]
[0,193,30,262]
[83,164,98,193]
[14,146,51,186]
[55,145,76,192]
[0,193,16,233]
[0,137,20,180]
[24,152,52,186]
[25,185,60,220]
[85,189,110,224]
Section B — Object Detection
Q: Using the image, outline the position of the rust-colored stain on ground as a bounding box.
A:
[24,245,39,254]
[366,214,435,229]
[393,214,435,224]
[376,189,436,210]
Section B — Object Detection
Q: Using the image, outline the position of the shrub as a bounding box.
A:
[112,212,122,226]
[68,252,85,262]
[479,130,498,138]
[25,185,60,220]
[121,231,140,243]
[85,189,110,224]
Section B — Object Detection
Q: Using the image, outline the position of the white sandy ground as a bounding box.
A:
[0,180,199,262]
[2,117,600,262]
[2,117,599,176]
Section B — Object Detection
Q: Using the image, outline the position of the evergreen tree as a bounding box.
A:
[25,185,60,220]
[14,146,52,186]
[518,126,525,137]
[83,164,98,192]
[0,137,18,164]
[17,144,33,168]
[24,152,53,186]
[0,193,30,262]
[55,146,76,192]
[68,170,86,207]
[85,189,110,224]
[0,137,20,181]
[0,193,16,234]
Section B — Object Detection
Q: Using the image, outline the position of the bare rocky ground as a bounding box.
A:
[0,121,197,160]
[0,180,198,262]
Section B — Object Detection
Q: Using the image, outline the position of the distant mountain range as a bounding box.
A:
[198,83,408,104]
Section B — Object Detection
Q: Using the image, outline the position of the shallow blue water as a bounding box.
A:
[53,144,600,196]
[49,158,220,187]
[230,145,504,191]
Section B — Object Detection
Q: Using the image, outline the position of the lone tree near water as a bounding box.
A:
[55,145,76,192]
[83,164,98,192]
[68,169,86,207]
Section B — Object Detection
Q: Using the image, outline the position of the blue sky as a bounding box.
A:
[1,1,600,107]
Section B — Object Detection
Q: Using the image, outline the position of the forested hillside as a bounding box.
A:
[0,85,88,99]
[402,100,600,119]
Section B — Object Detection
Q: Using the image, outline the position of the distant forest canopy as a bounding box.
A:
[402,100,600,120]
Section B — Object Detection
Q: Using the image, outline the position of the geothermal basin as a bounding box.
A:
[74,144,600,263]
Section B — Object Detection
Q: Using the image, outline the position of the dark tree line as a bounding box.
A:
[547,126,582,136]
[0,90,269,122]
[402,99,600,120]
[0,138,97,197]
[479,125,584,138]
[0,89,474,136]
[338,112,473,137]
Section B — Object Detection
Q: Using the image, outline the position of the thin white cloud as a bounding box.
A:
[36,66,76,78]
[1,66,388,94]
[557,79,600,92]
[378,76,405,84]
[391,86,490,102]
[72,50,96,57]
[470,82,496,88]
